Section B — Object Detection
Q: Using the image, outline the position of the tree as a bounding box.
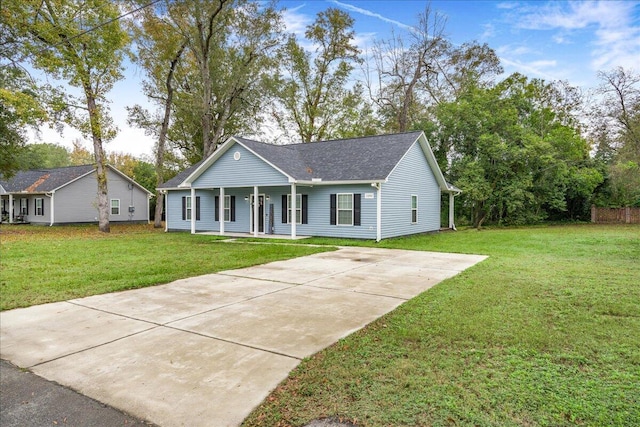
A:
[0,62,48,177]
[16,143,70,169]
[272,8,361,142]
[166,0,282,158]
[5,0,129,232]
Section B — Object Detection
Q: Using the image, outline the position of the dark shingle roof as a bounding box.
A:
[0,165,95,193]
[158,159,206,189]
[236,131,423,181]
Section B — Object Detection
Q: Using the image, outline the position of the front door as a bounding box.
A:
[250,195,265,233]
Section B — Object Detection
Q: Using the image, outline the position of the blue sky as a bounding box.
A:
[33,0,640,157]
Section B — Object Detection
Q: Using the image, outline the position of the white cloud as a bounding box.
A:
[506,1,640,71]
[481,23,496,40]
[329,0,414,32]
[281,4,313,37]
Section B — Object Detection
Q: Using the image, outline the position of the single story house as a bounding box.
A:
[159,131,460,241]
[0,164,153,225]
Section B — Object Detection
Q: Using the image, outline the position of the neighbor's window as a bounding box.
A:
[337,193,353,226]
[411,195,418,223]
[35,198,44,216]
[287,194,302,224]
[111,199,120,215]
[223,195,231,222]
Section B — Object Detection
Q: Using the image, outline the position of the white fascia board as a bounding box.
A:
[416,132,449,191]
[182,138,237,185]
[234,140,294,181]
[50,168,96,192]
[107,165,154,196]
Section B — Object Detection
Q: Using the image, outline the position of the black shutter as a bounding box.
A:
[330,194,336,225]
[282,195,287,223]
[214,196,219,221]
[230,196,236,222]
[195,196,201,220]
[25,199,28,215]
[354,194,361,226]
[182,197,186,220]
[302,194,308,224]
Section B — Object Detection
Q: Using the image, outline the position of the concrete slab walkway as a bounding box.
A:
[1,247,486,427]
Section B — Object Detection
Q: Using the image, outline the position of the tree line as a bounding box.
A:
[1,0,638,231]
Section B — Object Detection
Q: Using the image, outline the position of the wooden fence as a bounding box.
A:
[591,206,640,224]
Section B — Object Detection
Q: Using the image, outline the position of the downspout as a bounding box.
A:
[45,191,55,226]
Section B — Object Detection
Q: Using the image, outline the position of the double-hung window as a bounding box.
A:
[185,196,192,220]
[287,194,302,224]
[337,193,353,226]
[223,195,231,222]
[35,198,44,216]
[411,195,418,223]
[20,198,28,215]
[111,199,120,215]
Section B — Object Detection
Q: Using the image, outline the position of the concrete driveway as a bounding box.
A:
[0,246,486,427]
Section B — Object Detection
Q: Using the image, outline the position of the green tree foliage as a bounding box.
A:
[0,64,48,177]
[436,74,602,227]
[591,67,640,207]
[16,143,70,169]
[5,0,129,232]
[166,0,283,160]
[272,8,364,142]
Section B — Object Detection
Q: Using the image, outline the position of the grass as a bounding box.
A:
[242,224,640,427]
[2,223,638,426]
[0,223,332,311]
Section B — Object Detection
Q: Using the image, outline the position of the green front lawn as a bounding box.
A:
[0,224,331,311]
[243,224,640,426]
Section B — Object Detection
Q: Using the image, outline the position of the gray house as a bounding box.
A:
[0,164,153,225]
[159,131,460,241]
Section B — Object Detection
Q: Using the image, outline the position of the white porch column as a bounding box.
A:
[164,192,168,232]
[253,186,259,237]
[376,184,382,242]
[449,192,456,230]
[190,188,196,234]
[219,187,225,235]
[49,191,55,226]
[8,194,13,224]
[291,183,297,239]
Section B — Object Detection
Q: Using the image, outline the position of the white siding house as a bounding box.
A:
[160,131,460,241]
[0,165,152,225]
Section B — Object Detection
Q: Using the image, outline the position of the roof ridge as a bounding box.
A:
[284,130,423,147]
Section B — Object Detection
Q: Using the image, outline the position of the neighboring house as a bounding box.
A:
[0,165,153,225]
[159,131,460,241]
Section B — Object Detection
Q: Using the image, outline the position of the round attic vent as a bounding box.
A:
[233,151,241,160]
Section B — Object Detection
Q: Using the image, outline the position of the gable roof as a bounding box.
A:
[162,131,453,191]
[0,164,153,195]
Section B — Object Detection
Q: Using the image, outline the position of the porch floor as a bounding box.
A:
[197,231,311,240]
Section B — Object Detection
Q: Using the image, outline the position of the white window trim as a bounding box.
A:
[411,194,418,224]
[111,199,120,215]
[287,194,302,225]
[186,196,192,220]
[20,198,27,215]
[35,198,44,216]
[223,195,231,222]
[337,193,354,226]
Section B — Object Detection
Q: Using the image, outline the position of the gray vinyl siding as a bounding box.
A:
[192,144,290,188]
[381,141,441,238]
[52,169,149,224]
[267,184,377,239]
[2,194,52,225]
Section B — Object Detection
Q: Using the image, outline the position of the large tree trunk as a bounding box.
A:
[86,91,110,233]
[154,43,186,228]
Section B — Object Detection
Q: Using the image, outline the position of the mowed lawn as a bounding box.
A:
[243,224,640,427]
[0,224,331,311]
